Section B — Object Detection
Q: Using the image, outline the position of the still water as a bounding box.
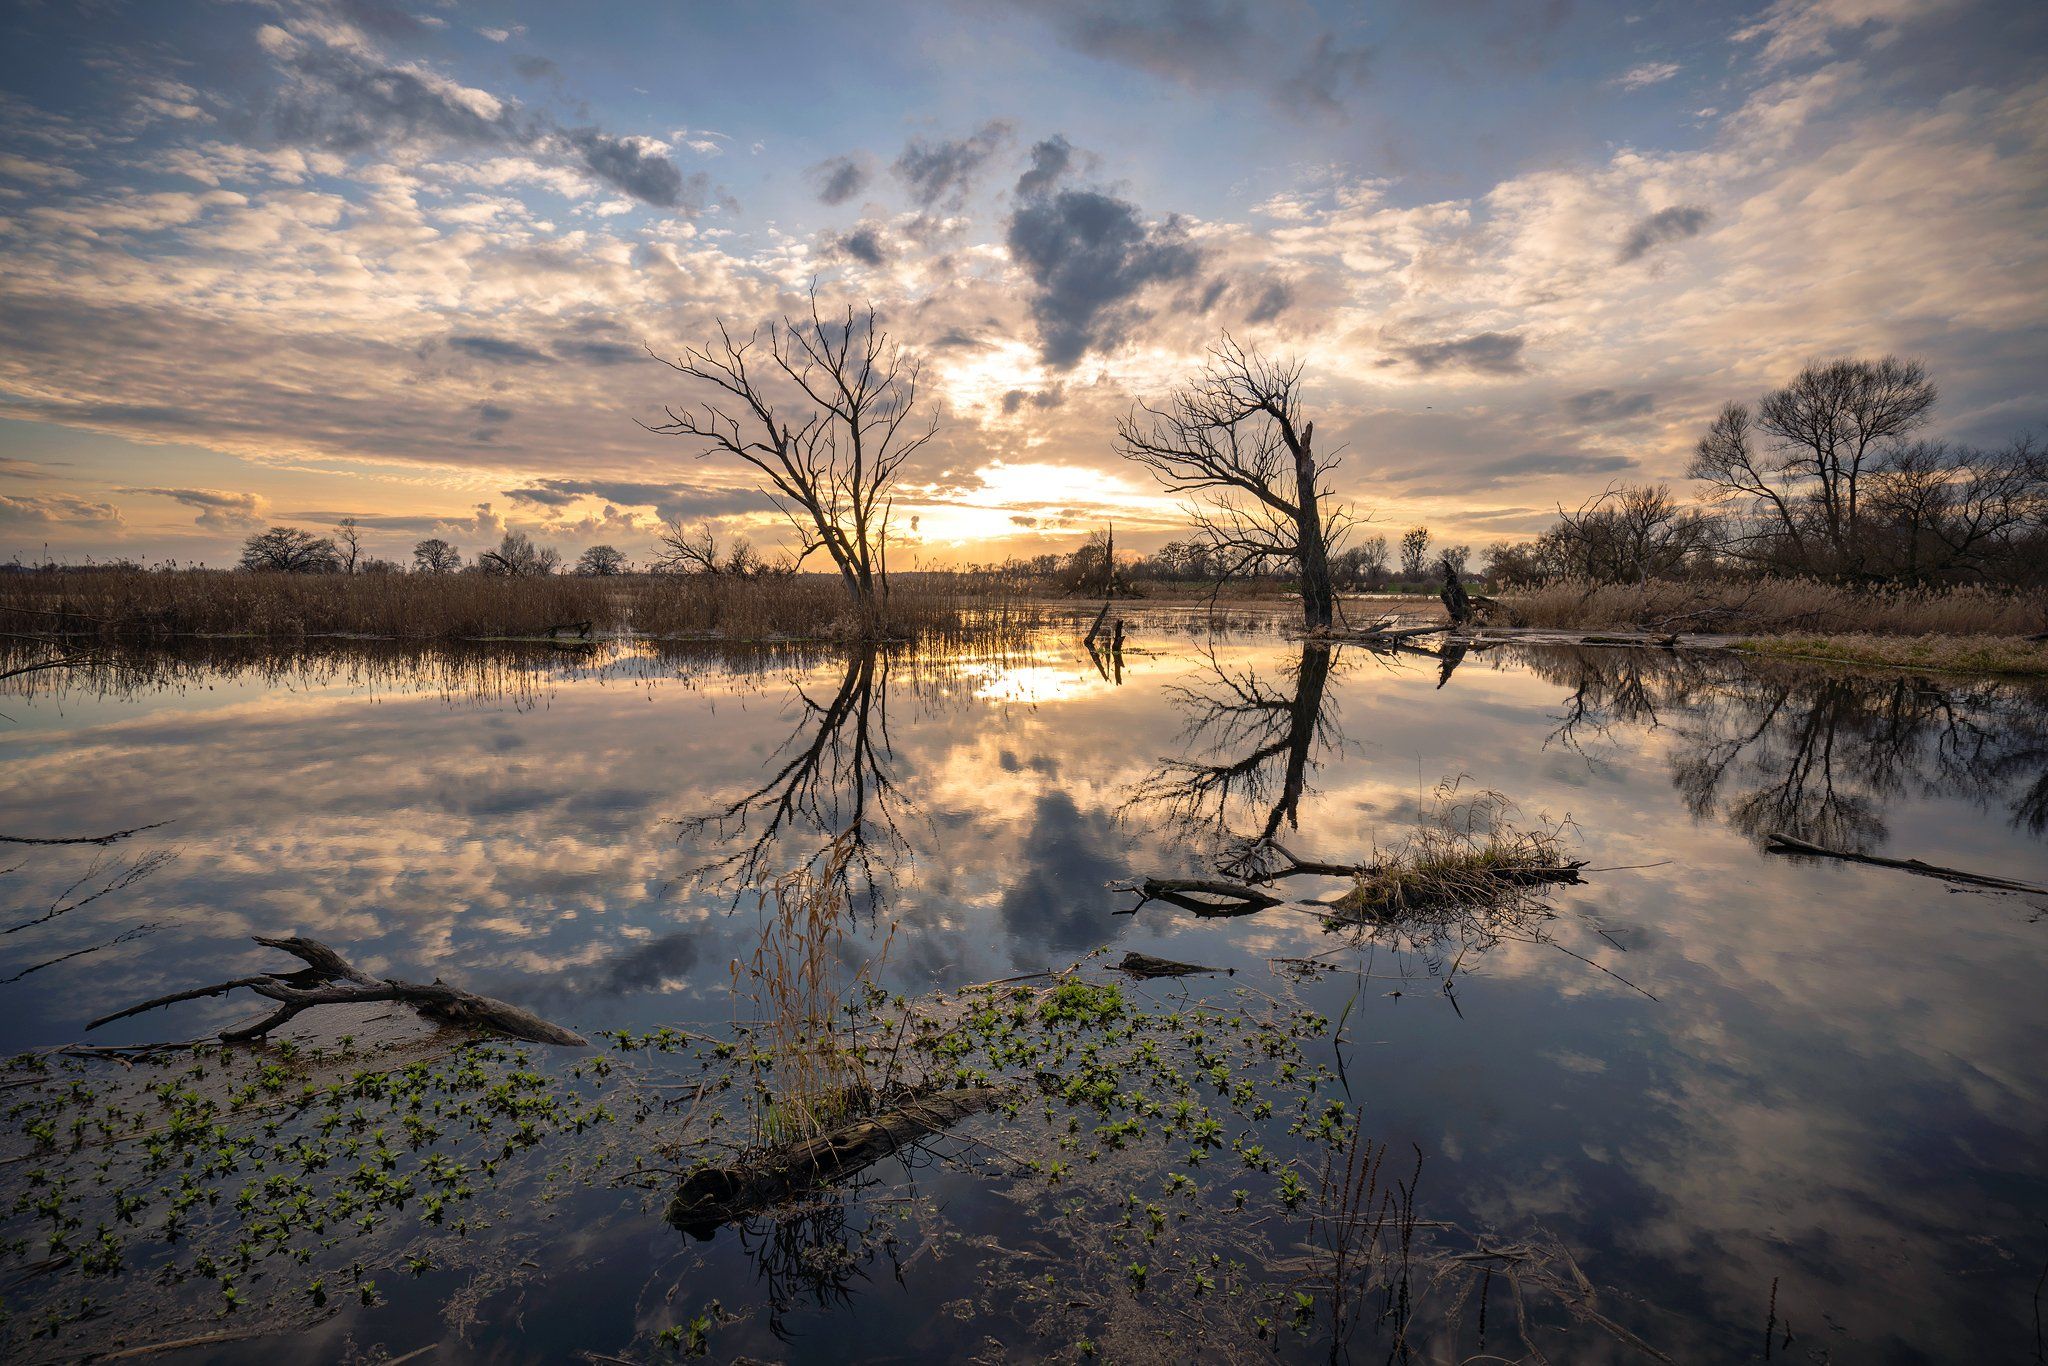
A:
[2,628,2043,1362]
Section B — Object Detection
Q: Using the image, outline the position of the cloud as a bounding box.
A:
[119,486,266,530]
[1390,450,1637,495]
[1243,279,1292,324]
[262,25,518,152]
[1006,188,1203,366]
[1617,204,1712,262]
[1563,389,1657,423]
[1733,0,1957,69]
[1616,61,1681,90]
[830,224,889,266]
[258,22,699,209]
[505,479,761,523]
[0,493,124,527]
[807,153,872,206]
[445,332,553,364]
[894,120,1013,208]
[1001,387,1064,415]
[1389,331,1528,375]
[1015,135,1075,198]
[561,129,700,209]
[1009,0,1371,117]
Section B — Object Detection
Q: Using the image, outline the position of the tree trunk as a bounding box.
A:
[1291,434,1335,630]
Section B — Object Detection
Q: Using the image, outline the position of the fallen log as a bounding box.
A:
[1764,833,2048,895]
[1132,877,1284,917]
[1332,624,1445,644]
[666,1086,1001,1237]
[88,935,586,1048]
[1115,951,1227,979]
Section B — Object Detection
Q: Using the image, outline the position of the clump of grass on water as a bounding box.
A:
[1333,782,1578,926]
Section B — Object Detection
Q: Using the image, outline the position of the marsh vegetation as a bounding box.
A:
[0,622,2042,1362]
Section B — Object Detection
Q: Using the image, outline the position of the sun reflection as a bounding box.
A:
[960,655,1117,703]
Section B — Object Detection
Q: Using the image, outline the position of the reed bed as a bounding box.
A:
[1731,632,2048,676]
[1,567,611,640]
[0,567,1048,645]
[1495,577,2044,636]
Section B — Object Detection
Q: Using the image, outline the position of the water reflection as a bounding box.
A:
[1521,645,2048,848]
[1,631,2044,1361]
[1128,640,1340,879]
[677,647,906,910]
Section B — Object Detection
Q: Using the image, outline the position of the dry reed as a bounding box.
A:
[1495,577,2044,636]
[0,567,1047,645]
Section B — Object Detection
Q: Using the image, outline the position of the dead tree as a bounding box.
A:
[1439,555,1471,628]
[1117,336,1349,630]
[89,935,586,1047]
[646,296,934,628]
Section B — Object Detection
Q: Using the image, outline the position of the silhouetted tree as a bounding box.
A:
[1691,355,1937,574]
[412,538,461,574]
[334,517,363,574]
[474,530,558,576]
[1117,337,1349,629]
[575,544,628,576]
[239,525,340,573]
[1399,527,1431,579]
[647,296,932,626]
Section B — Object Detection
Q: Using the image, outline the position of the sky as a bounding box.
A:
[0,0,2044,568]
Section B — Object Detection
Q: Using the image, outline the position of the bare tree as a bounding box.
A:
[1863,436,2047,584]
[653,519,764,576]
[1117,337,1348,629]
[1398,527,1430,580]
[575,544,628,576]
[412,537,461,574]
[474,530,559,576]
[1692,356,1937,573]
[1538,484,1718,584]
[334,517,363,575]
[239,525,340,573]
[646,296,934,625]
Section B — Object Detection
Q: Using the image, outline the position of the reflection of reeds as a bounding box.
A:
[734,832,895,1149]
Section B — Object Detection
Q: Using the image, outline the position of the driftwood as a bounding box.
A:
[1131,877,1285,917]
[666,1086,1001,1237]
[1329,624,1445,645]
[1580,633,1680,648]
[87,935,586,1047]
[1115,951,1226,979]
[1764,833,2048,895]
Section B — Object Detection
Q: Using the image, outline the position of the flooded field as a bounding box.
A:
[2,625,2043,1363]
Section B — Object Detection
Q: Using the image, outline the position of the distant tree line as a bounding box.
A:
[1480,356,2045,589]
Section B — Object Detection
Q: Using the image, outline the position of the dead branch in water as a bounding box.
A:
[666,1085,1001,1237]
[1764,832,2048,895]
[1128,877,1290,918]
[87,935,586,1047]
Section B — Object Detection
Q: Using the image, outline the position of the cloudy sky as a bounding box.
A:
[1,0,2044,567]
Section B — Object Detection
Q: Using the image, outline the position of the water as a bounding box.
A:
[2,629,2043,1361]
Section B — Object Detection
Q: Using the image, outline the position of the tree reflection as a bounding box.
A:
[1524,645,2048,850]
[677,647,906,910]
[1127,642,1340,877]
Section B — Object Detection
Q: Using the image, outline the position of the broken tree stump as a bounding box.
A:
[87,935,586,1047]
